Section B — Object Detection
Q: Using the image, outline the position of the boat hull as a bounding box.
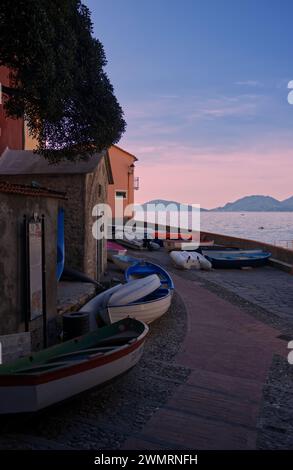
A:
[108,291,172,324]
[202,250,271,269]
[0,340,146,414]
[0,319,148,414]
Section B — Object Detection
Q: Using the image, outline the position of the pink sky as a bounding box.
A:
[123,145,293,209]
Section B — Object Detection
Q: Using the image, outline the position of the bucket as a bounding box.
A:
[62,311,90,341]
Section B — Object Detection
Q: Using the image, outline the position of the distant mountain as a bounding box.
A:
[281,196,293,210]
[141,199,208,211]
[212,195,293,212]
[141,196,293,212]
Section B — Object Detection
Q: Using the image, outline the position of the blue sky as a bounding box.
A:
[86,0,293,207]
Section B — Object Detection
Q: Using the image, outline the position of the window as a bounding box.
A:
[115,190,127,199]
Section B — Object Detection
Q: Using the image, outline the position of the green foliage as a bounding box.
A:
[0,0,126,161]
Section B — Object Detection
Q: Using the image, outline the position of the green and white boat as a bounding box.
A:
[0,318,148,414]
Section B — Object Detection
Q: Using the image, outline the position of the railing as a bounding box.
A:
[134,176,139,190]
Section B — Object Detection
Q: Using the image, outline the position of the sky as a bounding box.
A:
[86,0,293,208]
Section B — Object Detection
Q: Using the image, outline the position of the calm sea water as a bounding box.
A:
[135,211,293,248]
[200,212,293,248]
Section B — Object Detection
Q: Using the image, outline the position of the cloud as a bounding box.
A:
[235,80,263,87]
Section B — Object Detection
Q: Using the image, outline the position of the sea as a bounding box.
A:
[134,211,293,249]
[200,212,293,248]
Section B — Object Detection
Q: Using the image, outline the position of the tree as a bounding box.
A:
[0,1,126,161]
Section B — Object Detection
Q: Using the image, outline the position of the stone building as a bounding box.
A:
[0,148,113,280]
[0,181,66,356]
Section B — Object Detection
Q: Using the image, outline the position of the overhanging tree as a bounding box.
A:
[0,0,126,161]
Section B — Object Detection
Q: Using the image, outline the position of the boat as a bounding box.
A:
[201,249,271,269]
[154,231,193,240]
[79,284,122,330]
[107,288,172,325]
[118,238,160,251]
[125,261,174,291]
[107,241,127,261]
[57,208,65,281]
[108,274,161,306]
[0,318,149,414]
[163,239,214,252]
[170,251,212,270]
[80,274,161,330]
[116,238,144,250]
[170,250,199,270]
[112,254,141,271]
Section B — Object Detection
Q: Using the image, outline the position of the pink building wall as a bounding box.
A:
[0,66,24,155]
[107,145,137,220]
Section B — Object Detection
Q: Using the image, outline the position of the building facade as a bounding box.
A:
[0,66,24,154]
[107,145,138,222]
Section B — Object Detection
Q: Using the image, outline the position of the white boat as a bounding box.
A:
[170,251,212,270]
[108,274,161,306]
[80,275,161,330]
[107,288,172,324]
[0,319,148,414]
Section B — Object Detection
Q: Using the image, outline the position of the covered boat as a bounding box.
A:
[125,261,174,291]
[170,251,212,270]
[201,249,271,269]
[0,318,148,414]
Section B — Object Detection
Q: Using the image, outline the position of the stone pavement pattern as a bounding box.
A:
[123,273,287,449]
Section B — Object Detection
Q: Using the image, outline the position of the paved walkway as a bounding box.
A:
[194,266,293,324]
[123,272,287,450]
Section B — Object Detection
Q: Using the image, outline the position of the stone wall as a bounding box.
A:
[84,160,109,279]
[0,332,31,363]
[0,192,59,350]
[0,174,86,274]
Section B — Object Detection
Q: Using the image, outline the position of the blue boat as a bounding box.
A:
[57,208,65,280]
[201,249,271,269]
[125,261,174,291]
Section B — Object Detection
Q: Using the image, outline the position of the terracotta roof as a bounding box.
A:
[0,181,67,199]
[0,148,107,175]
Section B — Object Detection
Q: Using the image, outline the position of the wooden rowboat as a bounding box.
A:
[0,318,148,414]
[107,288,172,325]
